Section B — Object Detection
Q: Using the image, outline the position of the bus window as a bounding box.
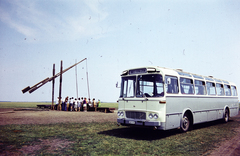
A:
[207,82,216,95]
[136,74,164,97]
[120,76,136,98]
[224,85,231,96]
[165,76,179,94]
[216,83,224,96]
[195,80,206,95]
[180,78,194,94]
[231,86,238,96]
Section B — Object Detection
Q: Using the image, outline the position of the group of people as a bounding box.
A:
[55,96,100,112]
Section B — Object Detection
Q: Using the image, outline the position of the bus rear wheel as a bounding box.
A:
[180,114,190,132]
[224,109,229,123]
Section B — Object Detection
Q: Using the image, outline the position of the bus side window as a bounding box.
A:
[231,86,237,96]
[165,76,179,94]
[224,85,231,96]
[207,82,216,95]
[216,83,224,96]
[180,77,194,94]
[195,80,206,95]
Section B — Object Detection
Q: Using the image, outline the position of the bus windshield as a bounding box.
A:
[120,76,136,98]
[137,74,164,97]
[120,74,164,98]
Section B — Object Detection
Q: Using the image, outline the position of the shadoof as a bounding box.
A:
[22,58,89,110]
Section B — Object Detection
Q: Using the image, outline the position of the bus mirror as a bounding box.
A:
[167,78,171,84]
[116,82,120,88]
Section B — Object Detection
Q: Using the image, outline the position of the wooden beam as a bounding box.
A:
[22,86,30,93]
[22,58,87,94]
[28,78,50,93]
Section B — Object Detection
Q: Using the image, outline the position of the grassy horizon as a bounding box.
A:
[0,102,118,109]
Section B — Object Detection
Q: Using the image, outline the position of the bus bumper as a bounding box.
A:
[117,118,161,127]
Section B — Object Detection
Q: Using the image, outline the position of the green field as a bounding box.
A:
[1,119,240,155]
[0,102,118,109]
[0,102,240,155]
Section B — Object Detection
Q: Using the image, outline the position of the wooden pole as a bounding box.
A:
[75,59,78,98]
[86,59,90,99]
[51,64,55,110]
[58,60,63,111]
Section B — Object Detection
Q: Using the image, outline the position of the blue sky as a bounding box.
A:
[0,0,240,102]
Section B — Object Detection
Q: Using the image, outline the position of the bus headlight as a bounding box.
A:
[120,112,124,117]
[149,113,158,119]
[117,111,121,116]
[149,113,153,119]
[118,111,124,117]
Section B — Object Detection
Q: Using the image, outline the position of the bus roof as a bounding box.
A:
[121,66,236,86]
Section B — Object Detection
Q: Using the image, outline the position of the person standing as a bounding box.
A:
[74,98,78,112]
[80,97,83,111]
[55,97,59,110]
[58,97,62,111]
[88,98,92,107]
[98,99,101,107]
[92,98,97,111]
[83,97,87,112]
[77,98,81,112]
[69,97,74,111]
[64,96,68,111]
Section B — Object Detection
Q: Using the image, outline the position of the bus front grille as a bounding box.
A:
[126,111,146,120]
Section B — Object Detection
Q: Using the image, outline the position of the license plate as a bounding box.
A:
[129,121,135,124]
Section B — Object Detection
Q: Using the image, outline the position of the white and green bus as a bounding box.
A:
[117,66,239,131]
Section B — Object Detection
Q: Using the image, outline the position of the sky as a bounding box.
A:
[0,0,240,102]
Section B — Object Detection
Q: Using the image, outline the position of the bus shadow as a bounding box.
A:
[193,119,235,130]
[98,127,180,141]
[98,119,236,141]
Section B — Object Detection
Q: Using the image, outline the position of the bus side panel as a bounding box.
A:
[230,97,239,117]
[217,110,224,119]
[230,107,239,117]
[165,96,238,129]
[193,111,208,123]
[165,114,181,130]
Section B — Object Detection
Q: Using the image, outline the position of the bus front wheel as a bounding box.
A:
[180,113,190,132]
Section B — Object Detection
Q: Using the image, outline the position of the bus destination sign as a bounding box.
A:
[129,68,147,75]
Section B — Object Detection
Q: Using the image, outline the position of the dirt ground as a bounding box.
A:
[0,108,117,125]
[0,108,239,155]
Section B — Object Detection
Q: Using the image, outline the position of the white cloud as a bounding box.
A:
[0,4,37,38]
[0,0,110,42]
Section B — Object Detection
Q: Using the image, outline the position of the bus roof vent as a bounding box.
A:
[176,69,183,72]
[121,70,128,76]
[208,76,214,78]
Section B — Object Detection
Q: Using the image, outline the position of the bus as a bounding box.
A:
[117,66,239,132]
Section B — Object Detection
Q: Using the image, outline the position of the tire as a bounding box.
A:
[180,113,190,132]
[224,109,229,123]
